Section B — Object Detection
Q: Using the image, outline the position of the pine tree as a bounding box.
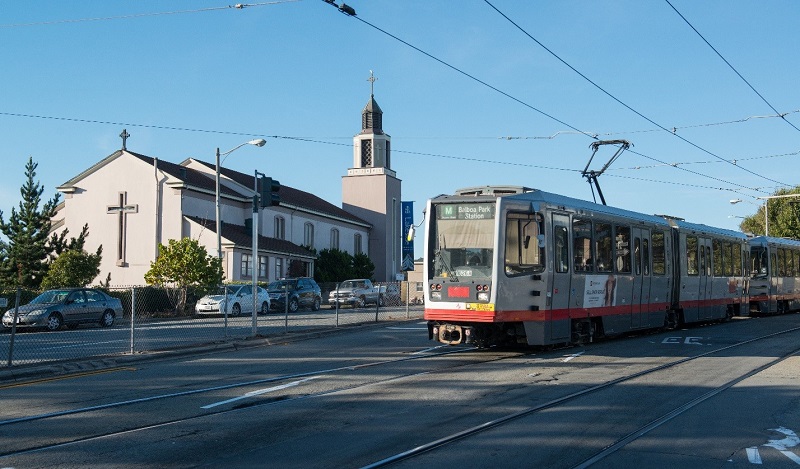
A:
[0,157,61,288]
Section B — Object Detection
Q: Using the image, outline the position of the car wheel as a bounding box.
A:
[312,298,321,311]
[100,310,115,327]
[231,303,242,317]
[289,298,299,313]
[378,294,385,307]
[356,296,366,308]
[260,302,269,315]
[46,313,63,331]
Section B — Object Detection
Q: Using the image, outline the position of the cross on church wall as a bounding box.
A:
[107,192,138,266]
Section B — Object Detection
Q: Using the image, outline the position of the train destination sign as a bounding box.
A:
[437,203,495,220]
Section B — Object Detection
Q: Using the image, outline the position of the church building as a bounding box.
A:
[51,84,402,286]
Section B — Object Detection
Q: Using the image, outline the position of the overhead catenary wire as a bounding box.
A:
[482,0,791,190]
[0,108,792,197]
[327,4,782,196]
[0,1,300,28]
[665,0,800,135]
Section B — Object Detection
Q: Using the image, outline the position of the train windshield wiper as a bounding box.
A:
[435,249,459,282]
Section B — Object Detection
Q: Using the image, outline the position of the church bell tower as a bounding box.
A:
[342,72,402,282]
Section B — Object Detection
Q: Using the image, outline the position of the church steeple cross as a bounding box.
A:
[120,129,130,150]
[367,70,377,96]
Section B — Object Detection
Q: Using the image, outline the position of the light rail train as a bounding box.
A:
[422,186,800,347]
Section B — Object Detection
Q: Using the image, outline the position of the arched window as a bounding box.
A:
[330,228,340,250]
[354,234,363,255]
[274,216,285,240]
[304,223,315,248]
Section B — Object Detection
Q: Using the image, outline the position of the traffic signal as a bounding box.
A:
[259,176,281,208]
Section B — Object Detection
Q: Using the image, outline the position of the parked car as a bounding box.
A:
[195,285,270,316]
[267,278,322,312]
[329,279,383,307]
[1,288,122,331]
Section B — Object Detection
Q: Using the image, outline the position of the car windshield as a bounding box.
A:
[340,280,365,289]
[30,290,70,304]
[267,281,295,291]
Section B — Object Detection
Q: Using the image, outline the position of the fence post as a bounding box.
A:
[334,283,339,327]
[130,287,136,354]
[405,281,410,319]
[375,283,380,322]
[6,287,21,367]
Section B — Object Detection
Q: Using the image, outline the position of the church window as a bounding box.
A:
[330,229,340,250]
[354,234,363,255]
[275,216,285,240]
[361,140,372,167]
[304,223,315,249]
[259,255,268,279]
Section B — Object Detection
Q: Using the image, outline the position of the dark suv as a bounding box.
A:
[267,277,323,312]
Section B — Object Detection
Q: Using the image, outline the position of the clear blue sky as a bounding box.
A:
[2,1,799,258]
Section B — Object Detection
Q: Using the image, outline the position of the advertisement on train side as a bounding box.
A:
[584,274,618,307]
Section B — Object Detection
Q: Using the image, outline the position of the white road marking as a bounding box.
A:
[201,377,318,409]
[747,447,762,464]
[763,427,800,465]
[562,351,584,362]
[412,345,449,355]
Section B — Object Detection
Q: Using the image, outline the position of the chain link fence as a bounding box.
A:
[1,281,424,368]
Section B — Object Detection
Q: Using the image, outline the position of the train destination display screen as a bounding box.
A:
[436,203,495,220]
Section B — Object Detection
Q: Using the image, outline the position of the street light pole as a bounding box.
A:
[731,193,800,237]
[215,139,266,262]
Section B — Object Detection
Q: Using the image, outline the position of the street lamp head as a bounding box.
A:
[729,199,742,204]
[248,139,267,147]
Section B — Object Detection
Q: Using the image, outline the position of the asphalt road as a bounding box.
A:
[1,313,799,468]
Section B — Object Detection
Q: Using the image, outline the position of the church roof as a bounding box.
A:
[362,95,382,115]
[186,216,316,259]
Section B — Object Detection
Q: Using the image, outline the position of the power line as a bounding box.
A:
[664,0,800,134]
[483,0,791,190]
[0,1,299,28]
[326,4,781,195]
[0,112,784,192]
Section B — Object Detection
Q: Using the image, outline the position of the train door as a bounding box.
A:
[698,237,713,319]
[631,228,651,329]
[550,213,571,341]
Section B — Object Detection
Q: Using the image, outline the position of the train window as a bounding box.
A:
[713,239,723,277]
[572,218,593,272]
[771,252,778,277]
[431,202,496,279]
[725,242,735,276]
[634,237,642,275]
[794,249,800,277]
[705,246,711,276]
[652,231,666,275]
[778,249,787,277]
[686,236,699,276]
[615,225,631,274]
[643,238,650,276]
[504,212,545,276]
[789,250,796,277]
[555,225,569,273]
[751,246,767,278]
[595,222,613,273]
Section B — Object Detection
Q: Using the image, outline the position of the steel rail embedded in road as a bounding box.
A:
[359,324,800,469]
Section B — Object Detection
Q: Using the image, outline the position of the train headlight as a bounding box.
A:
[477,292,489,302]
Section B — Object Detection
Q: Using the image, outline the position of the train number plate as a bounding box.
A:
[466,303,495,312]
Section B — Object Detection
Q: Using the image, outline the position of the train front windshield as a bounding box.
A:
[431,203,495,279]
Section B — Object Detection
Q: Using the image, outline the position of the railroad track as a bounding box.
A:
[0,343,529,459]
[361,324,800,468]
